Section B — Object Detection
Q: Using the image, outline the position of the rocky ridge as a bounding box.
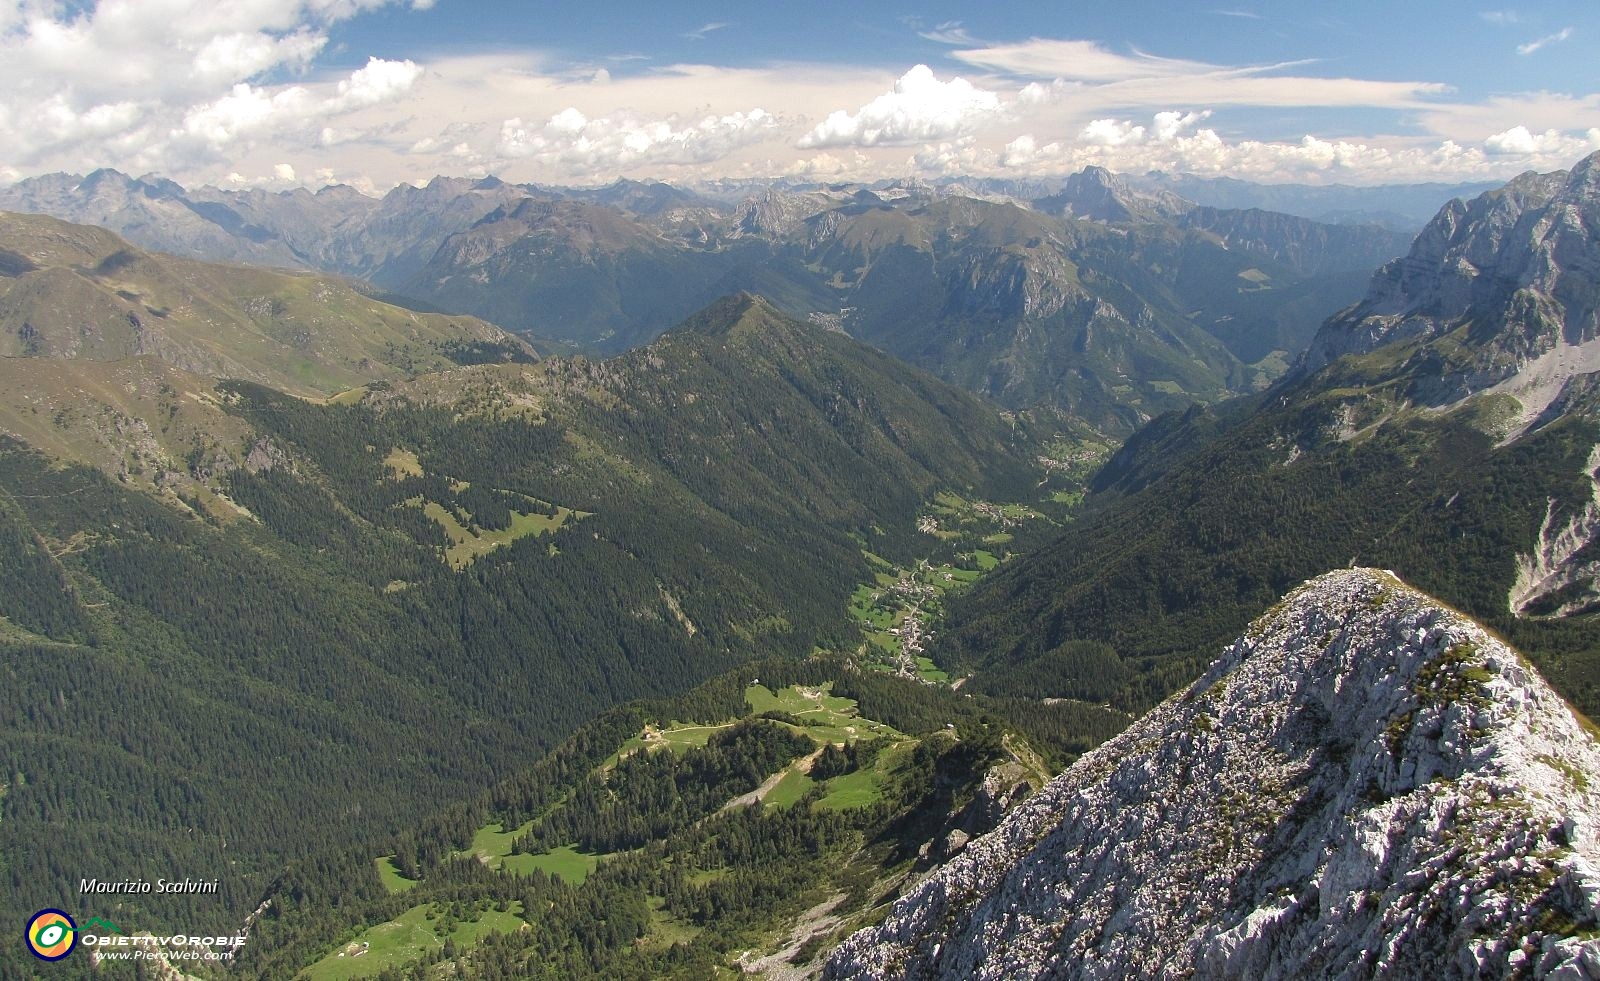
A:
[1037,165,1194,224]
[1177,206,1413,278]
[1299,150,1600,435]
[827,568,1600,980]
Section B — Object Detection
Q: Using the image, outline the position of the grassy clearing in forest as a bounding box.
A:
[416,499,580,568]
[505,844,598,884]
[374,856,417,894]
[452,820,535,869]
[382,447,422,478]
[303,903,525,981]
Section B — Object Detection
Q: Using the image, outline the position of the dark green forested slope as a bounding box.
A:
[0,294,1046,976]
[937,372,1600,721]
[229,654,1127,980]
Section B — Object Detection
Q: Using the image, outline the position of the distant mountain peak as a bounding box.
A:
[82,166,132,185]
[674,292,789,339]
[1039,165,1194,223]
[828,568,1600,980]
[1572,149,1600,186]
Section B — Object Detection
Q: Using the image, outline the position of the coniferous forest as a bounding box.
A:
[0,296,1059,975]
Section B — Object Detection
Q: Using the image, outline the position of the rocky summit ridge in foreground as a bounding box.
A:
[827,569,1600,980]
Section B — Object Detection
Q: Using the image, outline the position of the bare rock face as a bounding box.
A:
[1298,150,1600,424]
[1038,166,1195,224]
[919,761,1035,864]
[826,569,1600,980]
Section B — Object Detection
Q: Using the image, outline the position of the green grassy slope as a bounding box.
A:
[0,211,533,397]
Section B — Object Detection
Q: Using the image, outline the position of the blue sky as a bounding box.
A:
[1,0,1596,190]
[323,2,1593,96]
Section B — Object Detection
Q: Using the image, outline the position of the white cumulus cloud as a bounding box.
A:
[189,30,327,88]
[1153,110,1209,141]
[1078,118,1143,147]
[1076,110,1210,148]
[329,57,424,111]
[790,150,869,177]
[798,65,1002,148]
[172,58,418,156]
[984,109,1600,186]
[1484,124,1598,156]
[180,83,312,149]
[496,106,779,175]
[1000,133,1065,168]
[0,1,423,175]
[911,138,991,175]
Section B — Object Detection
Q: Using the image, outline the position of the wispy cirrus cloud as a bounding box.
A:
[952,38,1213,81]
[1210,9,1263,20]
[1517,27,1573,55]
[918,21,980,45]
[952,38,1447,114]
[1480,10,1523,25]
[683,22,729,41]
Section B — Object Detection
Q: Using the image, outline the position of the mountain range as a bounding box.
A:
[225,156,1600,977]
[0,250,1057,972]
[0,166,1420,434]
[935,151,1600,725]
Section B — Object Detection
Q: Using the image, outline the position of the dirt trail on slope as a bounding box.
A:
[721,747,825,812]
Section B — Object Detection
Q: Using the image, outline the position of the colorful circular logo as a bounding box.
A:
[26,909,76,961]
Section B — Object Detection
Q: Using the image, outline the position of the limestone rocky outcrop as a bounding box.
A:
[827,569,1600,980]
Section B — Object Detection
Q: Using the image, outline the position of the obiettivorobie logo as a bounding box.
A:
[26,909,77,961]
[25,910,240,964]
[25,912,117,962]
